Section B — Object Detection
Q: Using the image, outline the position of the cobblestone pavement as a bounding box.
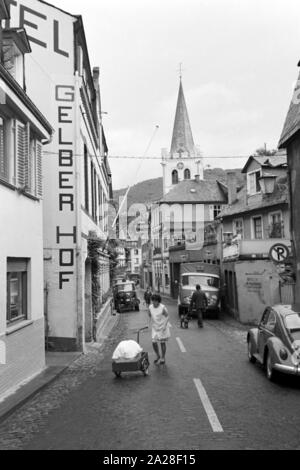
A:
[0,296,299,450]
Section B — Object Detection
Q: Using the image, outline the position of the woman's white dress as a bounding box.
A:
[149,303,171,342]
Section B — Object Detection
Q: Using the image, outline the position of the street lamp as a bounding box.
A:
[259,174,277,195]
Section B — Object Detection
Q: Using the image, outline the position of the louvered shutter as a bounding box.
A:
[24,123,31,192]
[36,141,43,198]
[0,119,6,180]
[16,121,26,187]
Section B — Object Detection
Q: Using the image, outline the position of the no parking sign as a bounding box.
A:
[269,243,290,263]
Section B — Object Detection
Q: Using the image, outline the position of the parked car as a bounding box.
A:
[113,281,140,313]
[247,305,300,381]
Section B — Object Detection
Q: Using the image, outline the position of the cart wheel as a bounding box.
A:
[114,372,122,378]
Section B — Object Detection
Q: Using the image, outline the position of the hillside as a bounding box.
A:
[113,168,245,207]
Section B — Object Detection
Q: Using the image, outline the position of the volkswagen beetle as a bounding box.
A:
[247,305,300,381]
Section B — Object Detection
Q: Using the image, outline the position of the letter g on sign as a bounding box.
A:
[56,85,75,102]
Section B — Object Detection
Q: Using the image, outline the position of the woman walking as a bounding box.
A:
[148,294,171,365]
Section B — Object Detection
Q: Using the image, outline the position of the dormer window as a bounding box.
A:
[247,170,262,195]
[2,29,31,89]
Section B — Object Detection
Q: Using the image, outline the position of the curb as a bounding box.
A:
[0,360,79,425]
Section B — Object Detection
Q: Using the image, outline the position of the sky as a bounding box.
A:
[54,0,300,189]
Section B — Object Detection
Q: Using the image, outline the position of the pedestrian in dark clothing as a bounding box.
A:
[144,287,152,307]
[190,285,208,328]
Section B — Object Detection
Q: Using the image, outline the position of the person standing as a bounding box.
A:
[148,294,170,365]
[190,284,208,328]
[144,287,152,307]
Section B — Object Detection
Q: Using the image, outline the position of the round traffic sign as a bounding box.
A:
[269,243,290,263]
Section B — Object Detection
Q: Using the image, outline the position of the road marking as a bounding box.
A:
[176,337,187,353]
[193,378,224,433]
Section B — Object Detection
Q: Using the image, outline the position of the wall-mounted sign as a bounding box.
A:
[177,162,184,170]
[269,243,290,263]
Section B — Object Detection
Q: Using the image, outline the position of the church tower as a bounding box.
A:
[162,79,203,195]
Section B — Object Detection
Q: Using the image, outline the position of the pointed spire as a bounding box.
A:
[170,80,195,158]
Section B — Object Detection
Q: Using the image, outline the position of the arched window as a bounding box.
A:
[172,170,178,184]
[184,168,191,180]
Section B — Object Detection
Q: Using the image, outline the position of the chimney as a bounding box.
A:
[195,174,200,183]
[227,172,237,205]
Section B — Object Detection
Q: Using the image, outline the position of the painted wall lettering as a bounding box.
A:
[8,2,71,58]
[56,83,76,289]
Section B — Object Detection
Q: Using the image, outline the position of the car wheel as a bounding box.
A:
[247,339,256,364]
[114,372,122,378]
[265,351,276,381]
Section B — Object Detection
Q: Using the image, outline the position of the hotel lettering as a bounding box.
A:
[56,85,76,290]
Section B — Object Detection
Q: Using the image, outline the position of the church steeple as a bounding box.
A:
[161,76,203,196]
[170,79,195,158]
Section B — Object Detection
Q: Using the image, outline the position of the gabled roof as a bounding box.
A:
[170,80,195,157]
[242,154,287,174]
[218,176,289,219]
[37,0,77,18]
[160,179,227,204]
[279,67,300,148]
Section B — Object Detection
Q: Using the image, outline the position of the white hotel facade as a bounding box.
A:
[8,0,113,352]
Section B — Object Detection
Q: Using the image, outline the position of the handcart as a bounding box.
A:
[112,326,150,378]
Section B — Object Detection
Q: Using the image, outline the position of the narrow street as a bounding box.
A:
[0,293,299,451]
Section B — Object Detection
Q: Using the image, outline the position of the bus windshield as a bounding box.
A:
[182,275,220,289]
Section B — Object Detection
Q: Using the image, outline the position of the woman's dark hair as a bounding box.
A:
[151,294,161,303]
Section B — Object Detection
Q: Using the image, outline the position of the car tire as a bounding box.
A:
[265,351,277,382]
[247,339,256,364]
[135,305,140,312]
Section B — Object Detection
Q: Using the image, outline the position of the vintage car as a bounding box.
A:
[247,305,300,381]
[113,281,140,313]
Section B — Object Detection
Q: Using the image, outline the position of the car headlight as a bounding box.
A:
[208,295,218,305]
[279,349,288,361]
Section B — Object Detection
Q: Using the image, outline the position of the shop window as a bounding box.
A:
[7,258,29,325]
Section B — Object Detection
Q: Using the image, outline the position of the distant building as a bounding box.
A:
[0,2,53,400]
[128,247,142,275]
[8,0,113,351]
[219,152,291,324]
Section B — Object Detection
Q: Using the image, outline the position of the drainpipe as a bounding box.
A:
[74,71,84,351]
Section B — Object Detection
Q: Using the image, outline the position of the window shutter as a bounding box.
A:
[24,123,31,192]
[36,141,43,198]
[0,121,6,179]
[16,121,26,187]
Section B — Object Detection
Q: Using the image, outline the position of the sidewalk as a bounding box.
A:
[0,312,119,425]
